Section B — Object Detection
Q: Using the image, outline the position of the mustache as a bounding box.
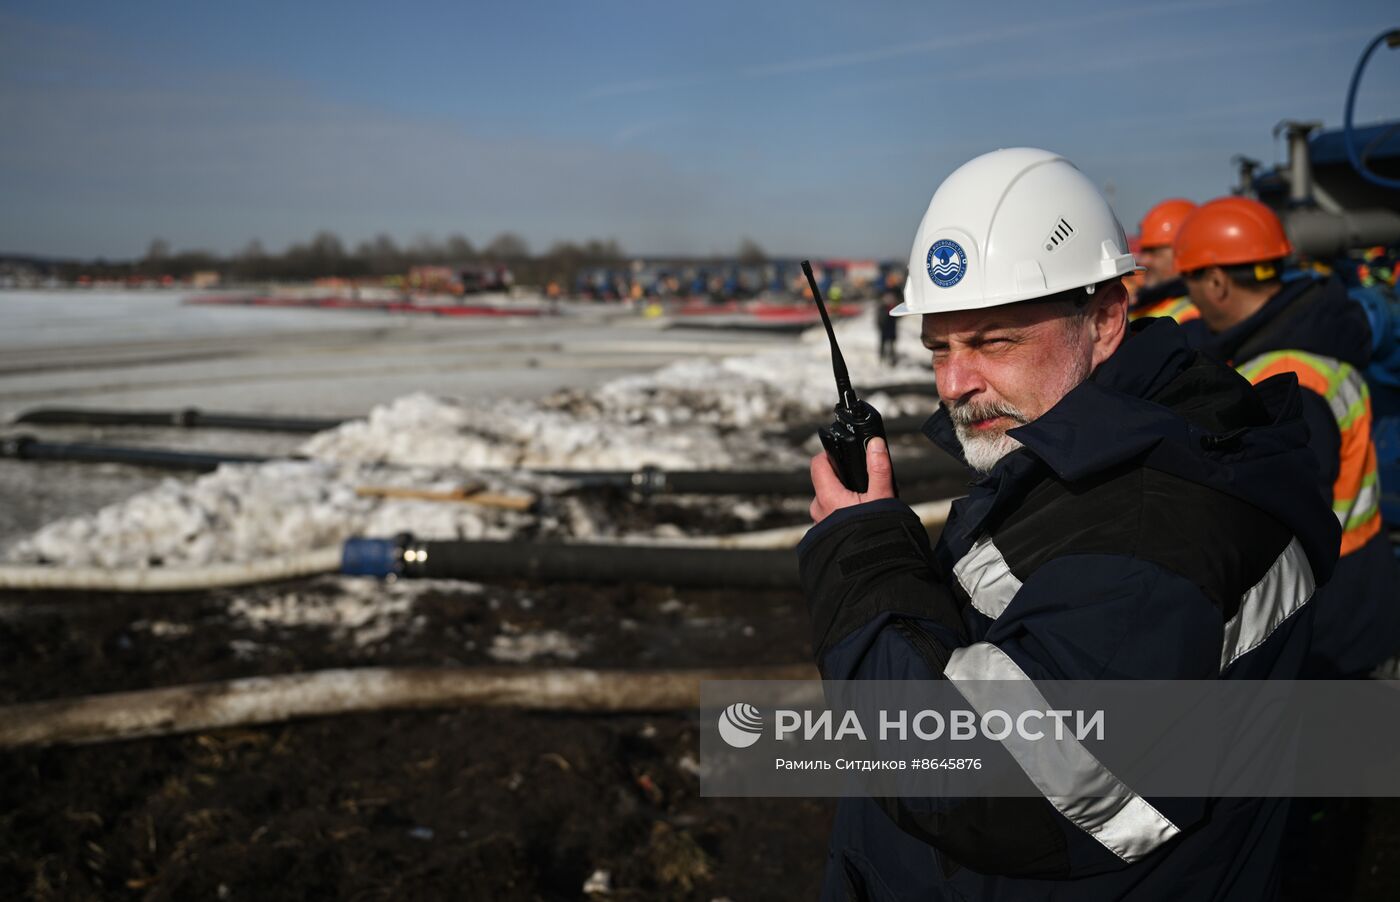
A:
[947,401,1028,427]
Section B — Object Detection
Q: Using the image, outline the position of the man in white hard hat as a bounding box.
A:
[797,148,1339,900]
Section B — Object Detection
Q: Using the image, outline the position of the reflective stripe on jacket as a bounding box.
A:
[1237,350,1383,556]
[1129,294,1199,324]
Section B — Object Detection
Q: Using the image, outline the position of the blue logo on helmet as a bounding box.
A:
[926,239,967,288]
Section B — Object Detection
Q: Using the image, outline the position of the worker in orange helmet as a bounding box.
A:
[1130,198,1199,323]
[1176,195,1400,677]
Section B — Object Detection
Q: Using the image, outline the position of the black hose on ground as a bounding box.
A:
[13,401,941,436]
[13,406,344,433]
[542,456,968,495]
[344,536,798,588]
[0,435,968,491]
[0,434,275,472]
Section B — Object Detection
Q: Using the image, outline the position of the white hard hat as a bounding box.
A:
[894,147,1136,316]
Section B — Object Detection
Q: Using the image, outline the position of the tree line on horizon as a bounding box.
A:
[28,231,769,285]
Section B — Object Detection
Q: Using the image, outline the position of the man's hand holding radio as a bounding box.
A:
[809,437,896,524]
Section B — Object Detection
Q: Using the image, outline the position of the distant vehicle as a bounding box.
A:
[407,264,513,296]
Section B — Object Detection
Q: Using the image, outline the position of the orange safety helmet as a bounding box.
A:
[1138,198,1197,250]
[1173,196,1293,273]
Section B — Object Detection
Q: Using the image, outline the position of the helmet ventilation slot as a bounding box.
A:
[1044,218,1076,251]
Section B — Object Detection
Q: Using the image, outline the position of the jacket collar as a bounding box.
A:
[922,317,1339,583]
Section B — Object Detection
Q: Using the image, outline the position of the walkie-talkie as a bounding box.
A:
[802,260,894,495]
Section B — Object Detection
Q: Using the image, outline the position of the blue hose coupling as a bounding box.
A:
[341,536,407,577]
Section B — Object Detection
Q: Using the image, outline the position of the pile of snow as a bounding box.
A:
[5,460,575,569]
[588,318,931,431]
[301,392,746,471]
[4,309,938,569]
[304,309,932,471]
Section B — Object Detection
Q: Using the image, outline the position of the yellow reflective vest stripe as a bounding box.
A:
[1129,295,1200,324]
[1237,350,1382,556]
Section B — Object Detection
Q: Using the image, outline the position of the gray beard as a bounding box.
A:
[954,426,1025,474]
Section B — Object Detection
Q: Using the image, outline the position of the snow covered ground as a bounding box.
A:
[1,289,934,568]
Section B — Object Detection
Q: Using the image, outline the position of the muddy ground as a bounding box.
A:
[0,564,834,901]
[2,463,1399,899]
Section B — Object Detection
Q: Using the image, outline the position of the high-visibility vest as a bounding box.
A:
[1237,350,1383,556]
[1130,295,1200,324]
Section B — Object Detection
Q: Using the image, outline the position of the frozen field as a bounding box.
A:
[0,289,930,553]
[0,289,800,420]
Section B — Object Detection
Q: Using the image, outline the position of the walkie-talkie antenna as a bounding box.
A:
[801,260,857,409]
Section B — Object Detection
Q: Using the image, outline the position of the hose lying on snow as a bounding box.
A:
[0,664,820,747]
[544,456,968,495]
[1,434,970,493]
[348,502,945,580]
[1,434,276,472]
[1,540,800,592]
[619,499,952,549]
[12,406,345,433]
[1,500,954,592]
[346,539,802,589]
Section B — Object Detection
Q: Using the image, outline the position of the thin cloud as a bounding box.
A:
[737,22,1047,80]
[945,22,1377,84]
[614,116,686,147]
[586,71,720,101]
[822,21,1376,102]
[584,0,1266,99]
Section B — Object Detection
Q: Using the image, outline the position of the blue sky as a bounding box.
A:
[2,0,1398,260]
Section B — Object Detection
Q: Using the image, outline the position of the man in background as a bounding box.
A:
[876,271,903,366]
[1131,197,1199,323]
[1176,196,1400,678]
